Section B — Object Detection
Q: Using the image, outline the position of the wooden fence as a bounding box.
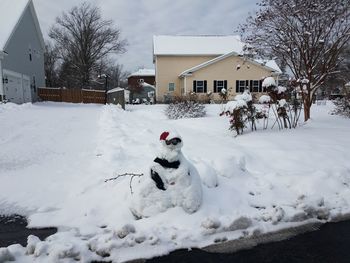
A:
[38,88,106,104]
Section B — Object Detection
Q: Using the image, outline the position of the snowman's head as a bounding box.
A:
[159,131,183,152]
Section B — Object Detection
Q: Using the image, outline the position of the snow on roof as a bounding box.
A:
[0,0,30,51]
[128,68,155,77]
[153,35,244,56]
[107,87,124,94]
[142,82,155,89]
[255,59,282,74]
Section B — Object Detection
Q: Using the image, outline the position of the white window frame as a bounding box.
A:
[168,82,175,92]
[216,80,225,93]
[252,80,260,92]
[194,80,205,93]
[238,80,246,93]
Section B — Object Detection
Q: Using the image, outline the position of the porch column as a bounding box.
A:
[184,76,187,95]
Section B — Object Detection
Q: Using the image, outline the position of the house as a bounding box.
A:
[0,0,45,104]
[153,35,282,102]
[127,68,155,103]
[345,82,350,94]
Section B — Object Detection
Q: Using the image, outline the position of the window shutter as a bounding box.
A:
[193,80,196,92]
[204,81,207,93]
[224,80,227,89]
[236,80,239,93]
[214,80,217,93]
[245,80,249,89]
[259,80,263,92]
[250,80,253,92]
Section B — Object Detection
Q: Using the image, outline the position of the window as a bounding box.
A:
[236,80,247,93]
[252,80,260,92]
[138,79,144,84]
[193,80,207,93]
[236,80,263,93]
[214,80,227,93]
[168,82,175,92]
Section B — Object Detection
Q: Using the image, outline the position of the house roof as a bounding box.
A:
[179,51,282,77]
[141,82,155,89]
[153,35,244,56]
[128,68,155,78]
[0,0,44,52]
[107,87,124,94]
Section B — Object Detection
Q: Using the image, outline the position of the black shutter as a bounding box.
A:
[224,80,227,89]
[259,80,263,92]
[245,80,249,90]
[204,81,207,93]
[250,80,253,92]
[214,80,217,93]
[236,80,239,93]
[193,80,196,92]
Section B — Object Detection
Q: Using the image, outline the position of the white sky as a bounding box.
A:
[33,0,259,73]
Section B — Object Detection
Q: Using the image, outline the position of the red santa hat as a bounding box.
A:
[159,130,182,141]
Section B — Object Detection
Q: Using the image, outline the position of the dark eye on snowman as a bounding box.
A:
[166,138,182,145]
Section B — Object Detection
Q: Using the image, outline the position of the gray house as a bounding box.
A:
[0,0,45,103]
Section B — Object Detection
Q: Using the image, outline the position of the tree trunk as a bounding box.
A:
[303,101,311,122]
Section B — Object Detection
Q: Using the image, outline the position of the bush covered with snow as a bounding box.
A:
[331,96,350,118]
[165,98,206,119]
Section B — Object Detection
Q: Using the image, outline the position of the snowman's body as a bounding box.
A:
[130,132,202,218]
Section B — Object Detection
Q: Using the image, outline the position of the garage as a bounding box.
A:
[3,69,32,104]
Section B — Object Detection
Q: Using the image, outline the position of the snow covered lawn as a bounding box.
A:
[0,101,350,262]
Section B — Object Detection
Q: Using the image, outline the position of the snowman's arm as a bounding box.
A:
[151,169,166,191]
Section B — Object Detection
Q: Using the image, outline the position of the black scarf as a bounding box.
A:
[153,157,180,169]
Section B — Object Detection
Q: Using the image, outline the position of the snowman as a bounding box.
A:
[130,130,202,218]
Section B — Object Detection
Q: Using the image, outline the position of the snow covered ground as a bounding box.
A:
[0,101,350,262]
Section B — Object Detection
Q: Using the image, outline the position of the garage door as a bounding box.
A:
[3,69,32,104]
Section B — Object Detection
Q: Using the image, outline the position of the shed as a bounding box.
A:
[107,87,125,109]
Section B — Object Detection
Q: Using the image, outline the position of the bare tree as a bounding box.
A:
[106,64,129,89]
[44,42,59,87]
[240,0,350,121]
[49,2,127,88]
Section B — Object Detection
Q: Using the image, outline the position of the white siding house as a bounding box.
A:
[0,0,45,103]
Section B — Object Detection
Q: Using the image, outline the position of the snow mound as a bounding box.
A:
[259,95,271,104]
[235,90,252,102]
[262,77,276,88]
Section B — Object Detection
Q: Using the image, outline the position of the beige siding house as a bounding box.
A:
[153,35,282,102]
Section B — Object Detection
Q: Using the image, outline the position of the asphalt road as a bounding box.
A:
[147,220,350,263]
[0,215,57,248]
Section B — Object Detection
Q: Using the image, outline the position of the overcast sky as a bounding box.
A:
[33,0,259,73]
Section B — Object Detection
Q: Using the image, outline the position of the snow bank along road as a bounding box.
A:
[0,102,350,262]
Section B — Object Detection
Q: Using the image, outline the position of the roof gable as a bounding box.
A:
[0,0,44,51]
[179,52,282,77]
[153,35,244,56]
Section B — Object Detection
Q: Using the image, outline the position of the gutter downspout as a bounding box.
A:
[0,58,4,102]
